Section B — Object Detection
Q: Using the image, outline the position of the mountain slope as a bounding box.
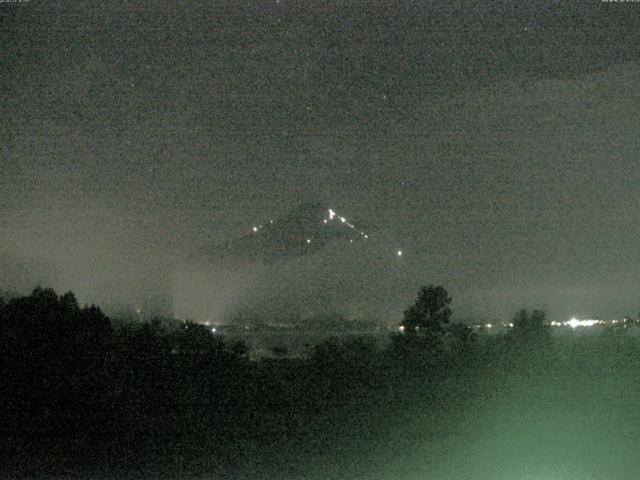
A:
[197,202,370,263]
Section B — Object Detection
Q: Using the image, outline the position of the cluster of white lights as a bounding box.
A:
[250,207,402,257]
[325,208,370,240]
[471,322,514,329]
[324,208,405,255]
[551,318,607,328]
[402,323,517,333]
[467,318,639,331]
[252,221,274,233]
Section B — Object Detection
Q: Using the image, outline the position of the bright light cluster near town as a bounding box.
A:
[550,318,636,328]
[462,317,640,332]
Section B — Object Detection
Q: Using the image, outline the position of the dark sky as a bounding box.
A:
[3,1,640,321]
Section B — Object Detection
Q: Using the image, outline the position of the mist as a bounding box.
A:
[172,233,413,326]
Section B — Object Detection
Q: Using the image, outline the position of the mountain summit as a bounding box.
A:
[197,202,369,263]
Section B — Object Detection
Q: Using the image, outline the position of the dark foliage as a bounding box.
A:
[401,285,452,335]
[1,286,629,479]
[510,308,551,343]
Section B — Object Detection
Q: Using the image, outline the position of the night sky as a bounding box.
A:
[3,1,640,322]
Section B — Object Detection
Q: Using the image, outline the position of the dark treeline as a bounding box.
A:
[2,286,640,479]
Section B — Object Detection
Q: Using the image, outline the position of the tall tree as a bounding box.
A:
[512,308,547,332]
[511,308,550,341]
[401,285,452,336]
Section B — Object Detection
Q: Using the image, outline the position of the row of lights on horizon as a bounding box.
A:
[399,318,638,333]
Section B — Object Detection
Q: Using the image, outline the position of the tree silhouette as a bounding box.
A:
[510,308,550,343]
[446,322,477,356]
[1,287,111,362]
[512,308,547,332]
[401,285,452,336]
[0,287,113,451]
[269,345,289,358]
[229,339,249,358]
[172,321,223,354]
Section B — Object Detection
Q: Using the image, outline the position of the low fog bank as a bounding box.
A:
[172,242,640,328]
[0,252,56,297]
[172,236,415,326]
[5,243,638,329]
[0,250,174,317]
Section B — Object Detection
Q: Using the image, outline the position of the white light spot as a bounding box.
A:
[252,226,258,232]
[397,250,403,256]
[566,318,599,328]
[306,239,311,244]
[364,235,368,239]
[211,327,216,333]
[323,219,328,224]
[328,209,336,219]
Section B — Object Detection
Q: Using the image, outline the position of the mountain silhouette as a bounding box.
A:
[196,202,368,263]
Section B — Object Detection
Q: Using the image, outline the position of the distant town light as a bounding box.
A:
[567,318,600,328]
[397,250,403,256]
[252,226,258,232]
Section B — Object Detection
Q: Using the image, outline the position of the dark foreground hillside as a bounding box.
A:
[3,289,640,479]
